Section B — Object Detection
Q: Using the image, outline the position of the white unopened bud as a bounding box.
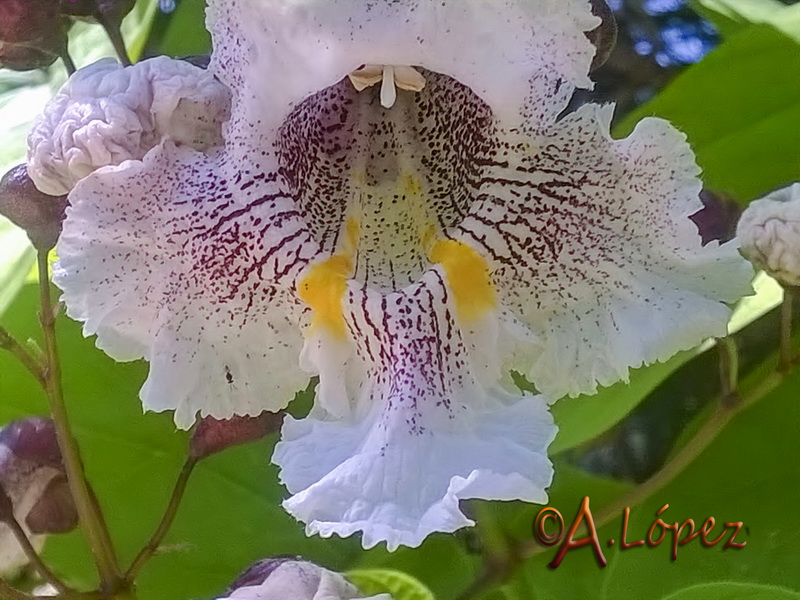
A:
[221,558,392,600]
[737,183,800,286]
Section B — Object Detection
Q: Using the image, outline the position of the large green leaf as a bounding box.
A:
[347,569,435,600]
[0,285,363,599]
[689,0,789,36]
[159,0,212,57]
[550,351,694,454]
[617,20,800,204]
[497,367,800,600]
[661,582,800,600]
[0,220,34,317]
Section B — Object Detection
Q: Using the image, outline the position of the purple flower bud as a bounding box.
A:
[59,0,134,28]
[221,558,391,600]
[189,412,284,460]
[25,474,78,534]
[0,418,77,573]
[587,0,617,72]
[0,0,68,71]
[0,165,68,251]
[690,189,742,247]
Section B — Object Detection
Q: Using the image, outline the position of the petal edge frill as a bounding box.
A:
[55,142,318,427]
[273,271,556,551]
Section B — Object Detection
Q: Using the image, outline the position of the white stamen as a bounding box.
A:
[347,64,426,108]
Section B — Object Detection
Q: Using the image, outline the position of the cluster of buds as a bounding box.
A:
[0,417,78,575]
[0,0,134,72]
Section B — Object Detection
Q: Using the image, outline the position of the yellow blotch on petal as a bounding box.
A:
[297,219,359,338]
[430,239,496,323]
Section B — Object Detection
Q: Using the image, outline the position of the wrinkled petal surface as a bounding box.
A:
[28,56,230,195]
[737,183,800,286]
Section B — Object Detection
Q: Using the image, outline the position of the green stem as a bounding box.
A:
[95,13,131,66]
[124,458,197,581]
[36,253,122,590]
[6,514,72,594]
[0,578,33,600]
[718,336,739,403]
[780,287,794,371]
[0,327,44,385]
[62,50,77,76]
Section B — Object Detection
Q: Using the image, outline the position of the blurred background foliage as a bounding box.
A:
[0,1,800,600]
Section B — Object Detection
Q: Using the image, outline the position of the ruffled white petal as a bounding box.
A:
[455,103,753,400]
[27,56,230,196]
[208,0,598,132]
[737,183,800,286]
[274,270,556,551]
[55,141,318,428]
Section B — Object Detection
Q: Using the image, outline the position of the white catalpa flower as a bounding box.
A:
[221,558,390,600]
[737,183,800,286]
[27,0,753,550]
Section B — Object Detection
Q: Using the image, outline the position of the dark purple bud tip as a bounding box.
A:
[690,189,742,246]
[189,411,284,460]
[227,556,303,593]
[0,417,63,471]
[25,474,78,534]
[587,0,617,72]
[0,164,68,251]
[0,41,60,71]
[94,0,135,23]
[59,0,98,18]
[0,0,69,71]
[0,0,59,43]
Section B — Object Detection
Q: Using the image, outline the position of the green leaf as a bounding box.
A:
[551,351,694,454]
[660,582,800,600]
[498,366,800,600]
[726,271,783,335]
[347,569,435,600]
[689,0,788,36]
[617,21,800,204]
[159,0,212,57]
[0,285,362,599]
[0,219,34,317]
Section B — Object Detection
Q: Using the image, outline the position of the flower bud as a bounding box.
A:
[222,558,391,600]
[690,189,742,246]
[0,164,67,251]
[737,183,800,286]
[587,0,617,71]
[59,0,134,37]
[25,474,78,534]
[0,0,68,71]
[189,412,284,460]
[0,418,78,574]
